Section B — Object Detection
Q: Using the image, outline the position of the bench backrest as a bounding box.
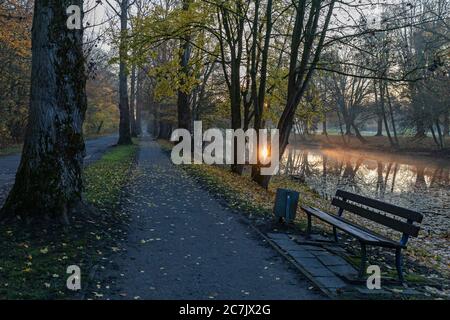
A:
[331,190,423,239]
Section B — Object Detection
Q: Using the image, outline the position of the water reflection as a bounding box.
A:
[281,146,450,234]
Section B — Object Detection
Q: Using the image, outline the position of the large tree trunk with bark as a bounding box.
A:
[0,0,87,223]
[117,0,132,145]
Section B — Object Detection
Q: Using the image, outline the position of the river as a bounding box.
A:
[281,145,450,236]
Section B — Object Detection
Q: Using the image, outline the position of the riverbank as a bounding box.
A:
[292,134,450,158]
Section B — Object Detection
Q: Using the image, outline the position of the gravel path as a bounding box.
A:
[97,138,325,300]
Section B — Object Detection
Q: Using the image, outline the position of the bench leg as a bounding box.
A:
[306,214,312,238]
[395,248,404,283]
[358,242,367,279]
[333,227,338,242]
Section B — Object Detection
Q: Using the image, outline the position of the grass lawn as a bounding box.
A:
[0,143,138,299]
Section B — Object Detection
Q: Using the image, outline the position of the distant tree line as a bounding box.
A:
[125,0,449,188]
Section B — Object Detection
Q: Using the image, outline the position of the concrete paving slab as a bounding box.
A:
[272,239,305,252]
[328,264,359,279]
[289,249,316,259]
[267,233,291,240]
[298,245,326,252]
[315,276,347,289]
[294,258,336,277]
[316,254,349,266]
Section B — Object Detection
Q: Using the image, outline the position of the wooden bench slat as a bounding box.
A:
[335,190,423,223]
[331,198,421,237]
[302,206,402,248]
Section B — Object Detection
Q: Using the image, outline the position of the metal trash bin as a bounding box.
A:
[273,188,299,223]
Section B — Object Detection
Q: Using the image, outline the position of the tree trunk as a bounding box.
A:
[229,54,243,175]
[375,114,383,136]
[152,103,159,137]
[176,0,192,132]
[158,121,172,140]
[351,122,366,144]
[435,120,444,150]
[135,68,143,135]
[336,108,348,145]
[386,84,399,146]
[345,121,352,135]
[230,89,243,174]
[97,121,104,134]
[339,100,352,136]
[443,109,449,138]
[217,2,244,175]
[415,120,426,138]
[412,94,426,138]
[322,115,327,135]
[117,0,132,145]
[251,0,274,182]
[252,0,335,188]
[1,0,87,223]
[130,63,138,137]
[379,81,395,147]
[373,82,383,136]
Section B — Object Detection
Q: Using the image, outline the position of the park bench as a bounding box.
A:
[301,189,423,282]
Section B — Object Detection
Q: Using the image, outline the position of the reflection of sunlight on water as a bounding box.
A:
[281,146,450,234]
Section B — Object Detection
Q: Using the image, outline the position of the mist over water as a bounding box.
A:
[281,146,450,236]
